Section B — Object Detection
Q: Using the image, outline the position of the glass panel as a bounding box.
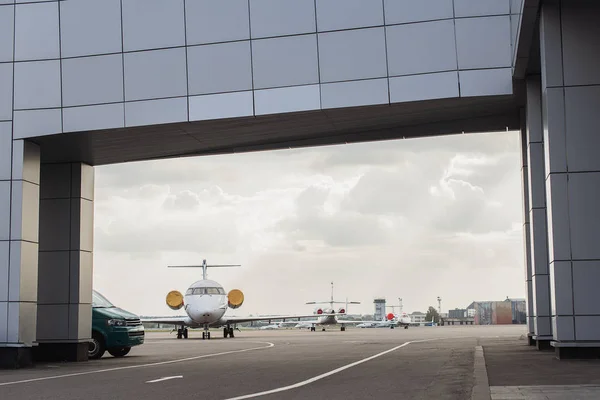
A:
[92,291,114,308]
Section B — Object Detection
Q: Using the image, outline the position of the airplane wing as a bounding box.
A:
[141,313,339,327]
[140,316,193,326]
[221,313,331,325]
[336,319,379,325]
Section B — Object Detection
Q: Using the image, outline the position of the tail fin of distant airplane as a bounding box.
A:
[168,259,241,280]
[305,282,360,312]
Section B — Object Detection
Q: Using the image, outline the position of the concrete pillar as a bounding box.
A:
[525,76,553,349]
[0,135,41,368]
[519,109,536,345]
[35,163,94,362]
[539,0,600,359]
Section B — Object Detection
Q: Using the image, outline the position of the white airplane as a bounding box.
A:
[259,322,284,330]
[288,282,403,332]
[140,260,332,340]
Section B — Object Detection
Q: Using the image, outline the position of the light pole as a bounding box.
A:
[437,296,442,316]
[399,298,403,314]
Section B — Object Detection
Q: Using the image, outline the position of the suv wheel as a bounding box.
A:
[108,347,131,357]
[89,331,106,360]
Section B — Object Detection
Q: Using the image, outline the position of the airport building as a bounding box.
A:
[373,298,386,321]
[410,312,427,325]
[1,0,600,367]
[467,298,527,325]
[441,299,527,326]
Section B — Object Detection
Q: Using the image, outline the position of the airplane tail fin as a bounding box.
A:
[168,259,240,280]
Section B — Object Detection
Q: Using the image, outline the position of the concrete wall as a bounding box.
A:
[0,0,515,142]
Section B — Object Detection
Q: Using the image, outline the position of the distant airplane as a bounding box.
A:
[289,282,405,331]
[259,322,284,330]
[355,313,434,329]
[140,260,332,340]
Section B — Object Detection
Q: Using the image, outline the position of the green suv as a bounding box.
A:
[89,290,145,359]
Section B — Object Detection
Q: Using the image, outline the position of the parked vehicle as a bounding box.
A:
[89,290,145,359]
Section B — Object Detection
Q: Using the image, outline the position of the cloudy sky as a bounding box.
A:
[92,130,525,317]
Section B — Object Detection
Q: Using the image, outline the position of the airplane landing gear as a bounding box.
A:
[202,324,210,340]
[176,327,188,339]
[224,326,235,338]
[404,325,408,329]
[340,326,346,332]
[322,328,326,332]
[310,326,316,332]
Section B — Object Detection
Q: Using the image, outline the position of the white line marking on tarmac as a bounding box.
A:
[0,341,274,387]
[224,339,433,400]
[146,375,183,383]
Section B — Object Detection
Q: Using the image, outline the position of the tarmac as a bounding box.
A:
[0,325,598,399]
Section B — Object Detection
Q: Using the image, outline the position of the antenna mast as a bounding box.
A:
[330,281,334,309]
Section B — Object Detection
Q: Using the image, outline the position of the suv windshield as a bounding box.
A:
[92,291,115,308]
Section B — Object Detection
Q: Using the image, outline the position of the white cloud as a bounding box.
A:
[92,131,526,317]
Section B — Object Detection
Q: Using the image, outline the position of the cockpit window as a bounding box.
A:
[187,287,225,295]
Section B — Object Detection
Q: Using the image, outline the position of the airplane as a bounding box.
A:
[287,282,406,332]
[356,314,400,328]
[355,312,434,329]
[259,322,284,330]
[288,282,362,332]
[139,260,334,340]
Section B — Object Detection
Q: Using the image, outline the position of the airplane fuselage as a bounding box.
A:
[316,314,338,325]
[183,279,228,326]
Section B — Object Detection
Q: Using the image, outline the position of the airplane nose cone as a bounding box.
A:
[189,308,212,322]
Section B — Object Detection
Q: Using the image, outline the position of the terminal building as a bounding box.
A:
[441,298,527,326]
[1,0,600,366]
[467,298,527,325]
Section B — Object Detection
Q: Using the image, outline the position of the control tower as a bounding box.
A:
[374,298,386,321]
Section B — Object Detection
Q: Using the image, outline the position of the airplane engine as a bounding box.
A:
[337,308,346,314]
[228,289,244,309]
[166,290,184,310]
[387,313,395,321]
[315,308,323,315]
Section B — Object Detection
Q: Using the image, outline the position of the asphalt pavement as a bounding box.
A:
[0,325,527,400]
